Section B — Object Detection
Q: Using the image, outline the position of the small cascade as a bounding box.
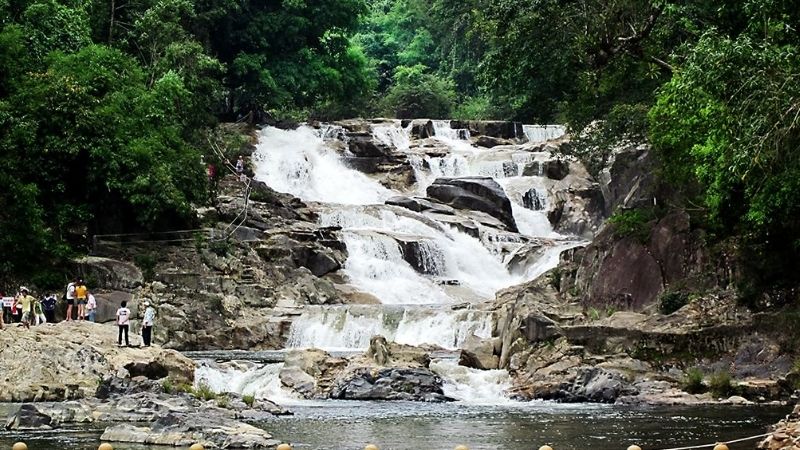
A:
[430,360,514,404]
[523,124,566,143]
[319,205,522,301]
[286,305,493,351]
[432,120,471,140]
[195,361,299,404]
[372,122,411,150]
[253,126,391,204]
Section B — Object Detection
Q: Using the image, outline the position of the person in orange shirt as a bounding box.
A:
[75,279,88,320]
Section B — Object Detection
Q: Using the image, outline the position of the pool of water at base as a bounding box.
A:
[0,401,790,450]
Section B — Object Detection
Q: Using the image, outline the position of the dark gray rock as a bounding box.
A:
[5,404,55,430]
[330,368,453,402]
[410,120,435,139]
[385,196,455,215]
[426,177,518,232]
[347,133,391,157]
[523,189,545,211]
[475,135,511,148]
[566,368,638,403]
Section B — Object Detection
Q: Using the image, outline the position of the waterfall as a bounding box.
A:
[286,305,493,351]
[523,125,566,143]
[429,360,514,404]
[194,361,300,404]
[248,122,586,407]
[371,122,412,150]
[253,126,391,205]
[433,120,471,140]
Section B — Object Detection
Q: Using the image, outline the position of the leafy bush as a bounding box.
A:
[192,382,217,401]
[216,396,229,408]
[453,96,497,120]
[242,394,256,407]
[381,64,455,119]
[134,253,158,282]
[659,291,690,315]
[708,372,736,398]
[682,368,706,394]
[608,209,654,242]
[208,238,232,257]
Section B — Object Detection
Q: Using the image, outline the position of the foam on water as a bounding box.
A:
[286,305,494,351]
[523,124,566,143]
[253,126,391,204]
[194,361,300,404]
[430,360,514,404]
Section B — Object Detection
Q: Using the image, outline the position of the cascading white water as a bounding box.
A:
[194,361,300,404]
[432,120,471,140]
[523,124,566,143]
[372,122,412,151]
[318,205,523,301]
[249,122,586,407]
[286,306,493,350]
[429,360,514,404]
[253,126,391,204]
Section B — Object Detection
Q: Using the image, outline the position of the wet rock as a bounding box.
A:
[566,367,637,403]
[458,335,499,370]
[279,349,347,398]
[5,404,55,430]
[330,367,453,402]
[95,376,162,399]
[427,177,518,232]
[101,412,280,448]
[451,120,523,139]
[475,136,512,148]
[348,132,392,157]
[544,159,570,180]
[523,189,545,210]
[386,196,456,215]
[410,119,435,139]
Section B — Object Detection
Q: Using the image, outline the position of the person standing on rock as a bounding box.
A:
[33,295,46,325]
[140,301,156,347]
[86,292,97,322]
[65,278,77,321]
[42,293,57,323]
[116,300,131,346]
[16,287,34,329]
[75,279,88,320]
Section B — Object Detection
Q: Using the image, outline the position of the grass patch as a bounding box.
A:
[708,371,736,398]
[608,208,655,243]
[681,368,706,394]
[192,382,218,401]
[243,394,256,408]
[216,396,229,408]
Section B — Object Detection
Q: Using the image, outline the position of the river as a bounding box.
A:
[0,401,789,450]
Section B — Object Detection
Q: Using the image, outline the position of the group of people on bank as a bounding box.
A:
[0,279,157,347]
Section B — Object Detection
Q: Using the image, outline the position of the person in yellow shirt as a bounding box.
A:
[16,287,34,329]
[75,280,88,321]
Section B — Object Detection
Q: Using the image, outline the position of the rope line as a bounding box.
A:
[656,432,770,450]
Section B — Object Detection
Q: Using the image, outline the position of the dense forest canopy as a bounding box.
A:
[1,0,799,300]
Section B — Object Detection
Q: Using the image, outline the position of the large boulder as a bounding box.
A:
[347,132,392,157]
[330,367,453,402]
[0,323,195,402]
[5,404,55,430]
[71,256,144,290]
[426,177,518,232]
[101,412,280,448]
